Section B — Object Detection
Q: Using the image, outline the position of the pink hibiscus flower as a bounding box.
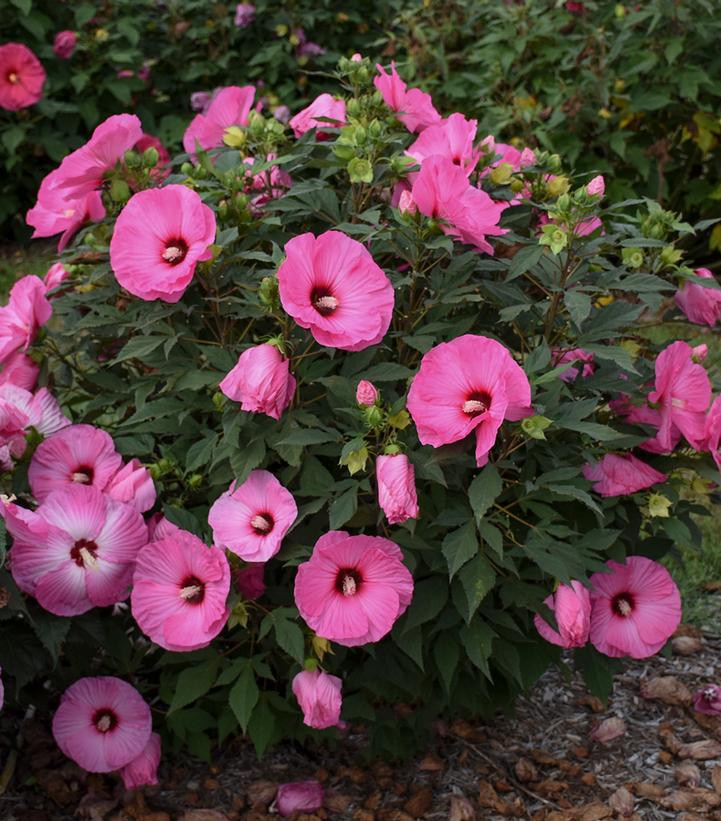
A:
[277,231,394,352]
[52,677,152,773]
[534,581,591,648]
[119,732,161,789]
[0,351,39,391]
[582,453,666,497]
[373,62,441,133]
[292,669,343,730]
[376,453,419,525]
[294,531,413,647]
[109,185,216,303]
[4,486,147,616]
[411,156,507,254]
[407,113,480,174]
[44,262,70,292]
[589,556,681,659]
[53,31,77,60]
[131,528,230,651]
[703,395,721,472]
[554,348,596,382]
[0,384,69,469]
[183,85,256,154]
[407,334,532,467]
[289,93,346,139]
[104,458,156,513]
[220,343,296,420]
[0,43,46,111]
[26,180,105,252]
[208,469,298,562]
[0,275,52,365]
[675,268,721,327]
[647,340,711,451]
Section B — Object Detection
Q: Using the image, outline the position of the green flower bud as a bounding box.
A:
[258,276,280,311]
[188,473,203,489]
[180,161,193,176]
[142,147,159,168]
[363,405,384,428]
[123,150,141,168]
[368,119,382,139]
[212,391,226,411]
[521,415,552,440]
[348,157,374,184]
[109,179,131,203]
[546,175,570,197]
[622,247,644,269]
[346,98,361,118]
[340,445,369,476]
[490,162,513,185]
[646,493,671,518]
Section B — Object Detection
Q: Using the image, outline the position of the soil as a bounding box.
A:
[3,627,721,821]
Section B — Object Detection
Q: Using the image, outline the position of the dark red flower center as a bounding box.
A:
[311,286,339,316]
[250,512,274,534]
[162,238,188,265]
[179,575,205,604]
[70,538,99,568]
[462,390,492,416]
[335,568,362,597]
[92,708,118,733]
[612,593,635,618]
[71,465,94,485]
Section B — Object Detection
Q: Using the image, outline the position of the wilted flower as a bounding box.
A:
[693,685,721,716]
[220,343,296,420]
[292,669,343,729]
[276,780,324,817]
[376,454,419,524]
[53,31,77,59]
[554,348,595,382]
[119,733,161,789]
[582,453,666,497]
[235,563,265,600]
[534,581,591,648]
[675,268,721,327]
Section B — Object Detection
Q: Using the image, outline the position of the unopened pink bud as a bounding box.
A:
[587,175,605,197]
[356,379,379,406]
[398,189,417,215]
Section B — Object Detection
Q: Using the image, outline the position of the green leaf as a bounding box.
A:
[168,661,218,714]
[113,336,166,363]
[459,554,496,619]
[402,577,448,633]
[460,619,495,679]
[273,616,305,664]
[329,484,358,529]
[434,636,459,694]
[229,664,259,732]
[247,696,276,757]
[278,428,339,446]
[557,420,623,442]
[442,520,478,578]
[468,465,502,523]
[360,363,414,382]
[574,645,616,704]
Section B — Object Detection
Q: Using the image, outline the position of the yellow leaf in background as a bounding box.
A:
[311,635,332,662]
[710,224,721,251]
[619,339,641,358]
[387,410,411,430]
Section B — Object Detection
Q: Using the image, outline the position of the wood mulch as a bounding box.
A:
[3,626,721,821]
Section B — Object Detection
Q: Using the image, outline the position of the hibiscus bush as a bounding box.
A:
[2,56,721,772]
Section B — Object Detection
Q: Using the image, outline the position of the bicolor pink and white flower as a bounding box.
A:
[289,94,346,139]
[110,185,216,303]
[646,340,711,451]
[407,334,532,467]
[411,156,507,254]
[0,43,46,111]
[131,528,230,652]
[0,384,69,470]
[277,231,394,352]
[407,113,480,174]
[220,343,296,420]
[292,669,343,730]
[209,469,297,562]
[0,275,52,365]
[119,732,161,789]
[534,581,591,648]
[374,62,441,133]
[4,485,147,616]
[294,531,413,646]
[376,454,419,525]
[675,268,721,327]
[589,556,681,659]
[183,85,256,154]
[582,453,666,497]
[52,677,152,773]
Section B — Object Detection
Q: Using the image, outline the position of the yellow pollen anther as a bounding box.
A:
[342,574,357,597]
[251,514,272,533]
[314,295,338,311]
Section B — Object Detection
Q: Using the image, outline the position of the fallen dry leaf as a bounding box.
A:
[178,812,230,821]
[629,782,666,799]
[478,781,513,815]
[418,752,444,772]
[660,787,721,812]
[672,636,703,656]
[608,786,634,817]
[676,761,702,787]
[640,676,693,707]
[576,695,605,713]
[449,794,476,820]
[677,739,721,760]
[575,802,613,820]
[589,717,626,746]
[246,780,277,807]
[515,757,539,783]
[403,785,433,818]
[711,766,721,794]
[658,724,683,754]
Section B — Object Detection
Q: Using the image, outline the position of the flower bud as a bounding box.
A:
[292,670,342,730]
[363,405,383,429]
[258,276,280,311]
[348,157,374,184]
[223,125,246,148]
[142,147,159,168]
[119,734,161,789]
[586,175,605,197]
[356,379,379,406]
[110,179,131,203]
[180,161,193,175]
[489,162,513,185]
[123,150,141,168]
[521,415,552,440]
[546,175,570,197]
[376,454,419,524]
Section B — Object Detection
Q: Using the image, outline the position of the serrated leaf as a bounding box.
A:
[229,664,259,732]
[442,520,478,578]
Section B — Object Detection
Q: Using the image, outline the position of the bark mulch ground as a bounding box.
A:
[3,626,721,821]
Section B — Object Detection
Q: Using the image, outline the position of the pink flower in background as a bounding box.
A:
[209,469,297,562]
[376,454,419,525]
[44,263,69,292]
[356,380,379,406]
[589,556,681,658]
[273,104,290,123]
[276,781,324,817]
[26,181,105,252]
[407,334,532,467]
[411,156,507,254]
[53,31,77,60]
[119,732,161,789]
[292,669,343,729]
[0,43,46,110]
[220,343,296,419]
[703,395,721,471]
[146,513,182,542]
[28,424,123,502]
[289,94,346,139]
[131,529,230,651]
[407,113,480,174]
[243,154,292,211]
[104,458,156,513]
[647,340,711,451]
[374,63,441,133]
[4,486,147,616]
[566,1,586,13]
[137,63,151,83]
[183,85,256,154]
[110,185,216,303]
[235,563,265,600]
[190,90,213,113]
[693,685,721,716]
[481,137,536,174]
[675,268,721,327]
[0,352,39,392]
[583,453,666,497]
[0,402,30,471]
[52,677,152,773]
[116,70,134,79]
[610,398,681,455]
[234,3,256,27]
[0,384,69,468]
[277,231,394,351]
[554,348,595,382]
[587,175,605,196]
[294,531,413,646]
[0,275,52,365]
[534,581,591,648]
